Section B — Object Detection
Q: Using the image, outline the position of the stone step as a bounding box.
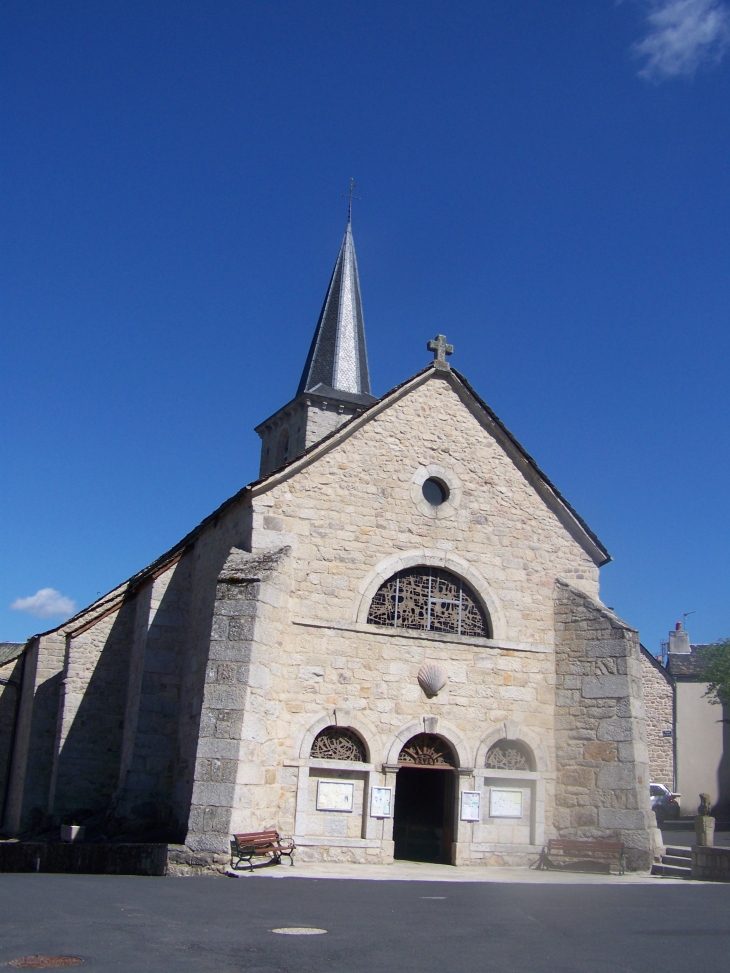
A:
[662,854,693,867]
[651,862,692,878]
[664,846,692,858]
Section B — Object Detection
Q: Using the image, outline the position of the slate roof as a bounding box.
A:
[297,221,371,397]
[667,645,712,679]
[0,643,26,667]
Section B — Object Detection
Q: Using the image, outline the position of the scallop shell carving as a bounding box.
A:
[418,663,448,697]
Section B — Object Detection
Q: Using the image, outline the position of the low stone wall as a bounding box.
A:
[166,844,230,876]
[0,841,167,875]
[692,846,730,882]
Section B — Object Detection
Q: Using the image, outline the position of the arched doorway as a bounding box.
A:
[393,734,456,864]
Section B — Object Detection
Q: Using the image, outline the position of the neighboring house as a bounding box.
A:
[640,645,674,789]
[666,628,730,815]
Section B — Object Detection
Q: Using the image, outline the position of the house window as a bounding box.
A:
[367,567,489,638]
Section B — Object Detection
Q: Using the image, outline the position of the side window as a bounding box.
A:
[275,427,290,468]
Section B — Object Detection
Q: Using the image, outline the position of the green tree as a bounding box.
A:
[698,638,730,707]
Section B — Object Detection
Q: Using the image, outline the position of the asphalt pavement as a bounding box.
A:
[0,872,728,973]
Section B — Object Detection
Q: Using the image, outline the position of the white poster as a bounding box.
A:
[460,790,481,822]
[316,780,355,812]
[370,786,393,818]
[489,788,523,818]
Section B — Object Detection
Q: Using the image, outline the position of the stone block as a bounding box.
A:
[584,639,631,658]
[596,718,633,742]
[581,676,630,699]
[597,808,647,829]
[597,763,640,789]
[583,741,617,761]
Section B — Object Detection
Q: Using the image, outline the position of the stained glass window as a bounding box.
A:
[367,567,489,638]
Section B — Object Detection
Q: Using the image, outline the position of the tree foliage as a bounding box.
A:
[698,639,730,708]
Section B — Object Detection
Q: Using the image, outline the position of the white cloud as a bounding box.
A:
[633,0,730,81]
[11,588,76,619]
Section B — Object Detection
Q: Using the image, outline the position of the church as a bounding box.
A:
[1,217,655,871]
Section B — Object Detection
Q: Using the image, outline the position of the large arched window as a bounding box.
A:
[310,726,367,762]
[367,567,490,638]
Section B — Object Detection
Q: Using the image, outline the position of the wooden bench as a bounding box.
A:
[535,839,625,875]
[230,830,296,872]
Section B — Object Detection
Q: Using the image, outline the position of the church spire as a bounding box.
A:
[296,220,371,397]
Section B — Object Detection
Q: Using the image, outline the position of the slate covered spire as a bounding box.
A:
[297,220,371,397]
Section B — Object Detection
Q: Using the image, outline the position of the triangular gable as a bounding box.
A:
[35,362,609,640]
[252,363,610,566]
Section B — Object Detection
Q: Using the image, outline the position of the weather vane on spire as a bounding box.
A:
[341,178,361,223]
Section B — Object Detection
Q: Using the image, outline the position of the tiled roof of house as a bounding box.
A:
[667,644,711,679]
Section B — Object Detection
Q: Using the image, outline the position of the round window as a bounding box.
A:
[422,478,449,506]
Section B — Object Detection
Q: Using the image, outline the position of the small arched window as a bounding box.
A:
[485,739,535,772]
[275,427,290,468]
[367,567,490,638]
[310,726,367,762]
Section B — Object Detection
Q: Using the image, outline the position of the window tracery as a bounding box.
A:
[398,734,456,767]
[310,727,367,762]
[366,567,489,638]
[485,739,534,772]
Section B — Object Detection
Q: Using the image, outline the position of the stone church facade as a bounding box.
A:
[2,219,655,870]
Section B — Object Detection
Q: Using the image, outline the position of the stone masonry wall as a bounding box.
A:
[554,581,653,870]
[640,649,674,788]
[0,656,23,825]
[258,398,361,477]
[252,372,600,648]
[114,558,192,836]
[18,634,66,832]
[185,546,290,855]
[51,598,137,823]
[215,370,608,861]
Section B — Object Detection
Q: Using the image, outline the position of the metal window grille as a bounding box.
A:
[366,567,488,638]
[485,740,534,772]
[310,727,367,762]
[397,733,456,767]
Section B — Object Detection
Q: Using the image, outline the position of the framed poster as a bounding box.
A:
[489,788,523,818]
[460,790,481,822]
[316,780,355,812]
[370,786,393,818]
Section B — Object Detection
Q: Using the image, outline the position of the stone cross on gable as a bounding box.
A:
[427,334,453,370]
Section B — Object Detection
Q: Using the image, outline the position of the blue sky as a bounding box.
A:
[1,1,729,653]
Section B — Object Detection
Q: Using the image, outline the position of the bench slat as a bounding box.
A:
[230,830,296,872]
[536,838,625,875]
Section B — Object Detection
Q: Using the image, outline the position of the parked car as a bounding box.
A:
[650,783,680,824]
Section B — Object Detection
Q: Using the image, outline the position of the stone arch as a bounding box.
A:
[384,719,472,770]
[354,550,506,640]
[474,722,551,774]
[296,712,379,764]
